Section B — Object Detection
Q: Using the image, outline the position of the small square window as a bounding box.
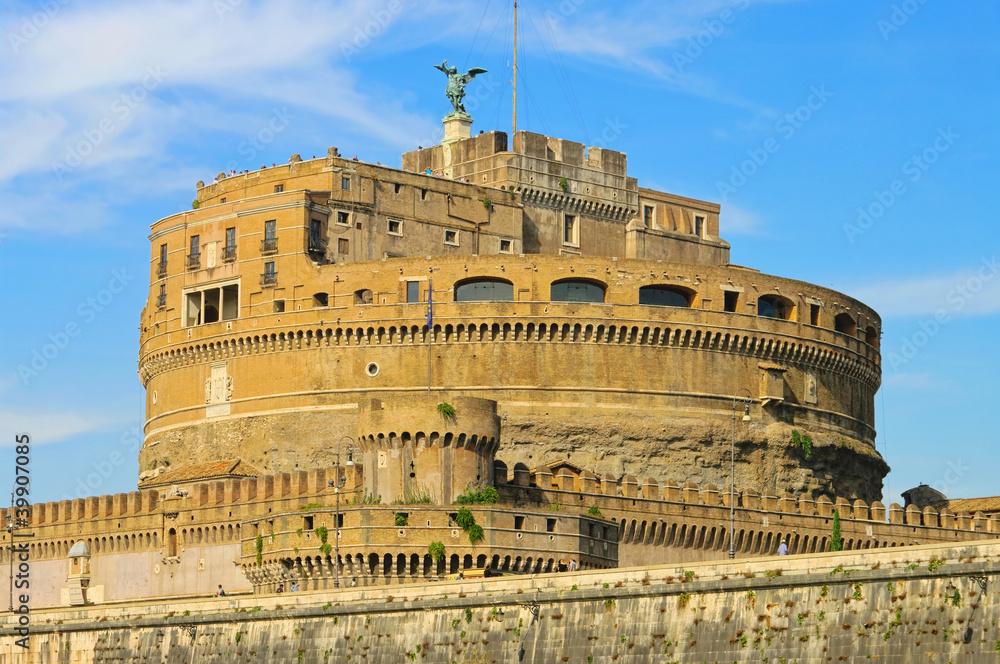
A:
[273,299,285,313]
[220,197,226,203]
[388,219,402,236]
[724,291,739,313]
[341,176,350,190]
[338,238,349,254]
[546,518,556,533]
[337,211,349,225]
[499,239,512,253]
[274,184,284,193]
[406,281,420,303]
[444,230,458,246]
[514,516,525,530]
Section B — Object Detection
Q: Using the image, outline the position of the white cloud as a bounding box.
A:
[0,410,121,446]
[721,204,763,235]
[849,259,1000,318]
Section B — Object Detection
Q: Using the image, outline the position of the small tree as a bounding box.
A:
[428,541,445,564]
[831,509,843,551]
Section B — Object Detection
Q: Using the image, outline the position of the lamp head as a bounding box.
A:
[742,403,751,422]
[345,448,355,467]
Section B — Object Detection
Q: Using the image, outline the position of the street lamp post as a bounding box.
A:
[328,436,354,589]
[729,389,753,559]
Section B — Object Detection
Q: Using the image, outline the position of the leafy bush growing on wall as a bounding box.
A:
[831,509,843,552]
[428,541,445,563]
[791,429,813,459]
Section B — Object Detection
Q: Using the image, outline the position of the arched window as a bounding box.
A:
[551,279,606,303]
[865,325,879,349]
[354,289,373,305]
[454,278,514,302]
[757,295,793,321]
[835,313,857,336]
[639,285,692,308]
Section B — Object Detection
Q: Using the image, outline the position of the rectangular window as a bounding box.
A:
[514,516,525,530]
[393,183,402,194]
[643,205,654,227]
[262,220,278,254]
[499,239,512,253]
[303,516,313,530]
[338,238,349,254]
[444,230,458,245]
[158,244,168,277]
[223,227,236,262]
[546,518,556,533]
[157,284,166,309]
[406,281,420,303]
[810,303,821,326]
[262,261,277,287]
[724,290,739,313]
[274,184,284,193]
[187,236,201,270]
[694,215,705,238]
[337,211,350,225]
[388,218,402,236]
[273,299,285,313]
[160,244,168,264]
[220,197,226,203]
[341,176,350,190]
[563,214,577,245]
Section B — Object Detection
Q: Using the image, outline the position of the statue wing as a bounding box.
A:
[467,67,488,78]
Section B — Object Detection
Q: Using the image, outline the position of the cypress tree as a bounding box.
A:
[831,508,843,551]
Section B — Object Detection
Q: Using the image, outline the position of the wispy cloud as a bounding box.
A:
[850,259,1000,318]
[721,204,763,235]
[0,410,122,446]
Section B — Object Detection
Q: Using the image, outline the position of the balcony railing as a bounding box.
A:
[186,253,201,270]
[156,293,166,309]
[260,272,278,287]
[222,245,237,262]
[156,261,167,278]
[260,238,278,255]
[308,235,327,255]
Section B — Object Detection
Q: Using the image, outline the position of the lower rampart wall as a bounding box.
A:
[8,541,1000,663]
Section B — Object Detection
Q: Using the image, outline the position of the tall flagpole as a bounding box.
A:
[512,1,518,135]
[426,278,433,393]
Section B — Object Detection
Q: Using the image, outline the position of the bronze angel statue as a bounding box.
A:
[434,60,488,115]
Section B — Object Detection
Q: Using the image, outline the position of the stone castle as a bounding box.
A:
[7,115,998,614]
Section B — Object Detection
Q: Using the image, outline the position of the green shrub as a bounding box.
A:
[455,507,476,530]
[395,513,409,527]
[437,402,456,420]
[587,505,602,517]
[467,524,485,545]
[428,541,445,563]
[255,534,263,565]
[454,484,498,505]
[791,429,813,459]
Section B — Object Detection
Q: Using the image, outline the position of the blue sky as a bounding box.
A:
[0,0,997,508]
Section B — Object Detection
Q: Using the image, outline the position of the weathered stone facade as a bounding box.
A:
[11,540,1000,663]
[138,129,884,501]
